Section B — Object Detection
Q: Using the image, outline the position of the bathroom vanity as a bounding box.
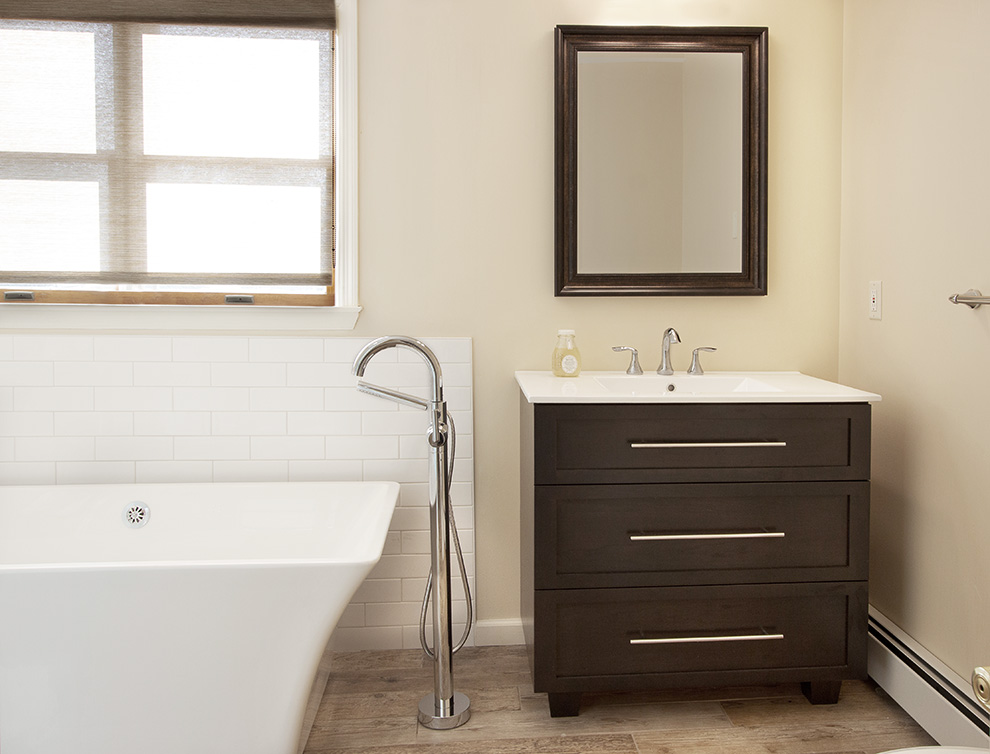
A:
[516,371,880,717]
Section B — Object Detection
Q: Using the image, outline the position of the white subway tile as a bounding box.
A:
[54,362,132,387]
[0,437,13,462]
[250,337,324,363]
[362,458,429,483]
[0,362,53,387]
[172,336,248,362]
[287,459,362,481]
[449,504,474,530]
[175,436,249,460]
[439,363,473,387]
[325,338,379,363]
[0,412,54,437]
[399,435,428,460]
[361,411,429,435]
[287,362,354,387]
[212,460,288,483]
[133,412,211,436]
[398,482,430,507]
[388,506,431,532]
[249,387,323,411]
[420,337,472,363]
[0,335,12,361]
[12,335,93,361]
[94,336,171,362]
[212,411,286,436]
[250,436,324,460]
[55,412,133,437]
[0,387,12,411]
[211,362,286,387]
[287,411,361,436]
[134,362,210,387]
[364,601,422,627]
[329,626,402,652]
[336,604,366,628]
[401,578,428,603]
[95,386,172,412]
[326,435,398,461]
[367,553,432,580]
[0,462,55,485]
[382,531,401,556]
[351,578,402,604]
[56,461,134,485]
[17,436,94,462]
[173,387,249,412]
[96,436,173,461]
[13,386,93,412]
[444,386,473,412]
[400,530,433,554]
[136,460,214,483]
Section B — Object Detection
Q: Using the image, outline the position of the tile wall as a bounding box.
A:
[0,333,475,651]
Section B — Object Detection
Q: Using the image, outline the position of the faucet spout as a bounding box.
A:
[657,328,680,375]
[353,335,444,406]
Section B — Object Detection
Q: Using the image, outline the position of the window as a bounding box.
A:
[0,2,339,308]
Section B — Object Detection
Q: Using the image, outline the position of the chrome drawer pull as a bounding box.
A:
[629,441,787,449]
[630,632,784,646]
[629,531,785,542]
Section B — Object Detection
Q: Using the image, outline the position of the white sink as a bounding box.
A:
[593,374,784,397]
[515,371,881,404]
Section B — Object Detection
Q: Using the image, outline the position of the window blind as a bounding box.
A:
[0,1,335,29]
[0,1,335,306]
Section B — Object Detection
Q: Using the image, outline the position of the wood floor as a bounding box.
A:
[303,645,937,754]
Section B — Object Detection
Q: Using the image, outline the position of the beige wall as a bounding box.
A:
[351,0,845,628]
[839,0,990,680]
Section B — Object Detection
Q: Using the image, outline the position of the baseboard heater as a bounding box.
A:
[868,606,989,746]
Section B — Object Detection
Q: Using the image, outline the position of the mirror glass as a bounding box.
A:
[555,26,768,296]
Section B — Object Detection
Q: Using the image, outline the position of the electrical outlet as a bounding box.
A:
[869,280,882,320]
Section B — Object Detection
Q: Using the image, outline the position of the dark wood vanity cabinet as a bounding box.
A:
[519,401,871,717]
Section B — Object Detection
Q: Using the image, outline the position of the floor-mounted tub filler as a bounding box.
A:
[354,335,473,730]
[0,480,399,754]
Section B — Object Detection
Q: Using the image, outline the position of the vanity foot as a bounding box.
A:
[802,680,842,704]
[548,692,582,717]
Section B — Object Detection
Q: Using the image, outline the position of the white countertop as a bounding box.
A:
[515,370,882,404]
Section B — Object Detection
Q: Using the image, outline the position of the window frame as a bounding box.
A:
[0,0,360,330]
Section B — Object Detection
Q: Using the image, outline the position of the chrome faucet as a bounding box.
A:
[352,336,471,730]
[657,328,680,375]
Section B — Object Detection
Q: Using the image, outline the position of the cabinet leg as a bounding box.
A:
[548,692,582,717]
[802,680,842,704]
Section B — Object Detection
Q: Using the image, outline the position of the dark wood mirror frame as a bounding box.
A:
[555,25,768,297]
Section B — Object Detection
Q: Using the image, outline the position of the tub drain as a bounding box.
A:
[122,503,150,528]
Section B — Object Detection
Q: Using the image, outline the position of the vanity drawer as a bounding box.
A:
[535,481,869,589]
[533,403,871,485]
[533,582,867,690]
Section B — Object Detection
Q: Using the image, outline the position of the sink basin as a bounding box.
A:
[593,374,784,397]
[515,371,882,404]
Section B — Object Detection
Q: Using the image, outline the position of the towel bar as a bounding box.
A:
[949,289,990,309]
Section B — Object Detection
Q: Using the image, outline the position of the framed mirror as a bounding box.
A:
[555,25,768,296]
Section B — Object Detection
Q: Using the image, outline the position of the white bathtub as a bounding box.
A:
[0,480,399,754]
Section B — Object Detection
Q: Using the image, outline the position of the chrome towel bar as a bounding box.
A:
[949,289,990,309]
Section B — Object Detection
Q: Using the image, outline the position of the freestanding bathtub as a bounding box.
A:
[0,480,399,754]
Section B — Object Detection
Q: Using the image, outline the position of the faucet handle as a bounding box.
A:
[687,347,717,376]
[612,346,643,375]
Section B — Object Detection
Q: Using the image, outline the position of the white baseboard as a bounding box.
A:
[473,618,526,646]
[869,606,989,747]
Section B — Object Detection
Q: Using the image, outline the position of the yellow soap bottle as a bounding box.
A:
[551,329,582,377]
